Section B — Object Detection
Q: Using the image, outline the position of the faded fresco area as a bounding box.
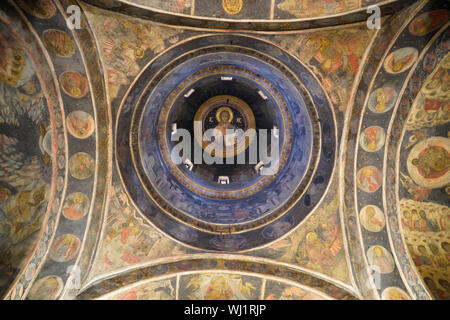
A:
[0,19,54,295]
[251,177,350,284]
[179,273,262,300]
[104,277,177,300]
[116,0,391,21]
[276,0,359,19]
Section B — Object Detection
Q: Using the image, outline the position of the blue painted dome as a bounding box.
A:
[117,35,336,251]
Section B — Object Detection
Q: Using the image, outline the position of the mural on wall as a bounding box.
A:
[0,0,447,301]
[276,0,359,19]
[131,0,192,15]
[26,275,64,300]
[83,5,183,100]
[89,177,350,288]
[179,273,262,300]
[0,19,54,296]
[269,25,375,115]
[98,274,334,300]
[106,277,177,300]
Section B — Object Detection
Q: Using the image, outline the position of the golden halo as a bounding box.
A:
[215,106,234,123]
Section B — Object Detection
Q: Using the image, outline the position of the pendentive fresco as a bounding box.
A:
[0,0,448,301]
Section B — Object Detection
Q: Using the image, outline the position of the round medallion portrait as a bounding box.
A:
[381,287,411,300]
[67,111,94,139]
[69,152,95,180]
[49,234,80,263]
[28,276,64,300]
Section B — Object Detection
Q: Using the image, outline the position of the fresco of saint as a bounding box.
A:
[411,146,450,179]
[360,205,385,233]
[63,193,89,221]
[367,246,395,274]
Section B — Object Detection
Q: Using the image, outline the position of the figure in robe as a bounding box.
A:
[69,112,93,138]
[222,0,243,15]
[364,206,384,230]
[373,87,397,113]
[386,289,409,300]
[362,126,383,152]
[415,246,438,267]
[371,247,393,273]
[53,236,78,261]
